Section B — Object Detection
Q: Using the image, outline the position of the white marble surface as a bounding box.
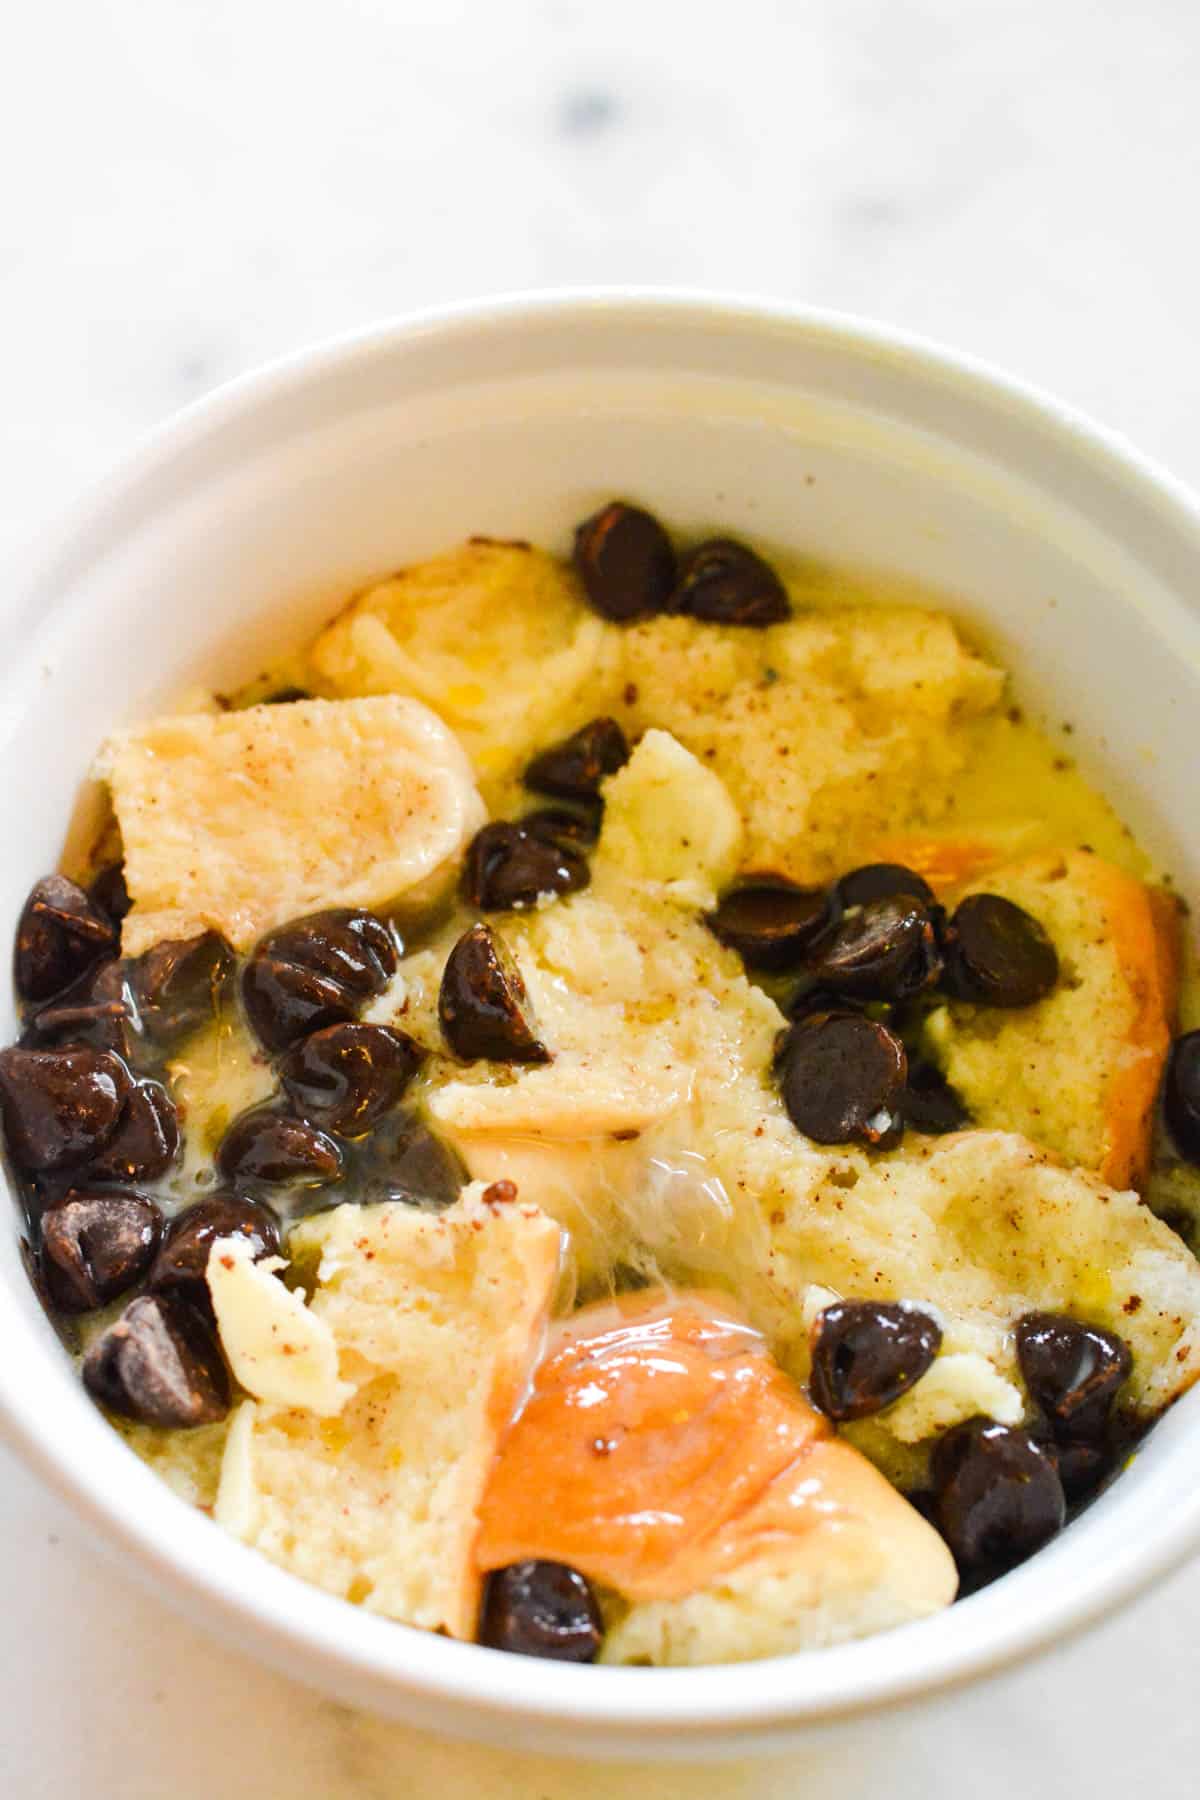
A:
[4,0,1200,1791]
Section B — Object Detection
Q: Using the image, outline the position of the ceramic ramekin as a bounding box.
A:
[3,292,1200,1759]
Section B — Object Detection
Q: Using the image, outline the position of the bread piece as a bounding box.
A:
[306,541,621,801]
[602,1439,956,1666]
[212,1190,561,1638]
[617,605,1004,884]
[99,695,485,954]
[474,1291,956,1665]
[926,849,1181,1187]
[403,885,1200,1466]
[597,729,743,910]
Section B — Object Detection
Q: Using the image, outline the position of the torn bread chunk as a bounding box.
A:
[306,542,620,801]
[412,886,1200,1465]
[474,1291,957,1664]
[595,728,743,910]
[207,1237,352,1417]
[926,849,1181,1187]
[212,1189,561,1638]
[99,696,485,954]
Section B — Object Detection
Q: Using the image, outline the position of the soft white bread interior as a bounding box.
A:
[212,1189,560,1638]
[99,695,484,954]
[925,847,1180,1189]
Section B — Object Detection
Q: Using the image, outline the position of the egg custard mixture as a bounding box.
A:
[9,503,1200,1667]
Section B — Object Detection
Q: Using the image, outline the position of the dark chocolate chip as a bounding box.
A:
[149,1194,280,1314]
[81,1292,230,1427]
[931,1418,1065,1571]
[241,956,356,1055]
[84,1079,180,1184]
[1163,1030,1200,1165]
[672,538,790,627]
[21,958,134,1055]
[39,1189,163,1313]
[0,1045,132,1172]
[132,931,236,1045]
[14,875,117,1005]
[89,863,131,926]
[942,894,1058,1008]
[463,822,589,912]
[778,1011,906,1148]
[809,1300,942,1421]
[353,1109,467,1211]
[524,717,630,803]
[261,909,397,998]
[439,923,550,1064]
[572,501,676,622]
[241,909,398,1054]
[478,1561,603,1662]
[836,863,935,910]
[707,880,835,972]
[1016,1313,1132,1443]
[521,805,601,851]
[807,895,942,1001]
[279,1022,423,1135]
[901,1059,971,1135]
[215,1106,344,1187]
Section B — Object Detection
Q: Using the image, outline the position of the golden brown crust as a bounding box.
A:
[932,847,1180,1189]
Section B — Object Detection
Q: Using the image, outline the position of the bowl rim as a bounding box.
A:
[5,285,1200,1746]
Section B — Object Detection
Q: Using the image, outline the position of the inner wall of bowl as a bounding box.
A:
[4,313,1200,1748]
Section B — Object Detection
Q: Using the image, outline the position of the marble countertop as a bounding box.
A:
[3,0,1200,1792]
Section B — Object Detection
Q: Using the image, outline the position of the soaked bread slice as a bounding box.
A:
[303,540,1005,877]
[925,849,1181,1188]
[474,1290,956,1666]
[306,541,620,802]
[99,695,484,954]
[212,1190,560,1638]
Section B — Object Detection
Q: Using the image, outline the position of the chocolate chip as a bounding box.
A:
[215,1106,344,1187]
[14,875,118,1005]
[439,923,550,1064]
[524,717,630,803]
[82,1292,230,1427]
[672,538,790,627]
[836,863,934,910]
[241,956,356,1055]
[84,1079,180,1184]
[521,805,601,851]
[132,931,236,1045]
[354,1108,467,1210]
[279,1022,423,1135]
[1016,1313,1132,1443]
[942,894,1058,1007]
[807,896,942,1001]
[463,822,589,911]
[149,1194,280,1314]
[1163,1031,1200,1165]
[901,1060,971,1135]
[89,863,131,926]
[931,1419,1065,1572]
[572,501,676,622]
[809,1300,942,1421]
[264,910,397,998]
[21,958,134,1056]
[478,1561,603,1662]
[39,1189,163,1313]
[778,1012,906,1148]
[0,1045,132,1172]
[707,880,835,972]
[241,908,397,1053]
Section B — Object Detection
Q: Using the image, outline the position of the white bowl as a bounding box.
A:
[3,291,1200,1759]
